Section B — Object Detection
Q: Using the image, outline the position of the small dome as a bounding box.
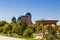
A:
[25,12,31,19]
[17,16,21,20]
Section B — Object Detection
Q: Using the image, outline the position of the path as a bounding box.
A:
[0,35,25,40]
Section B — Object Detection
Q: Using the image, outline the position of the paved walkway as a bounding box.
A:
[0,35,25,40]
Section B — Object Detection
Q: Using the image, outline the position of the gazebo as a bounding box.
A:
[35,18,58,34]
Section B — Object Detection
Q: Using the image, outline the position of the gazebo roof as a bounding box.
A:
[36,18,58,24]
[36,18,58,21]
[42,18,57,20]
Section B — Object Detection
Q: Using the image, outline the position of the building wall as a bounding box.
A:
[20,15,33,25]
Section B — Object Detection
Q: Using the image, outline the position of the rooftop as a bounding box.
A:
[42,18,58,20]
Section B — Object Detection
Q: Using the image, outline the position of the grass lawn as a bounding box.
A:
[25,38,40,40]
[0,33,40,40]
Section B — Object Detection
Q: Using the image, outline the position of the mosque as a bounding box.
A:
[17,12,33,25]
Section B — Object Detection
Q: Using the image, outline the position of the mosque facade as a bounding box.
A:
[17,12,33,25]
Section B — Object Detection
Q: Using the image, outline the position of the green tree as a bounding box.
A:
[27,26,34,33]
[11,23,17,33]
[0,27,3,33]
[16,25,23,35]
[23,28,33,37]
[0,20,7,27]
[2,24,12,34]
[16,20,28,35]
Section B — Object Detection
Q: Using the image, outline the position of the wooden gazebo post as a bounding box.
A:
[35,20,58,35]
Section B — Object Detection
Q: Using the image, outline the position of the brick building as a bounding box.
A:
[17,12,33,25]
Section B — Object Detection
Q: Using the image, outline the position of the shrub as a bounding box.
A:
[23,28,33,37]
[0,27,3,33]
[2,24,12,34]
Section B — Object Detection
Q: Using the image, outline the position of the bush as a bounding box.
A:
[2,24,12,34]
[0,27,3,33]
[23,28,33,37]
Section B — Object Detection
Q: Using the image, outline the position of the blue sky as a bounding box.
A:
[0,0,60,24]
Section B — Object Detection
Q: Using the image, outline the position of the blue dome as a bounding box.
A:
[17,16,21,20]
[25,12,31,19]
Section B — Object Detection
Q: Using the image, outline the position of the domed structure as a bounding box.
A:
[17,16,21,20]
[25,12,32,19]
[17,12,33,25]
